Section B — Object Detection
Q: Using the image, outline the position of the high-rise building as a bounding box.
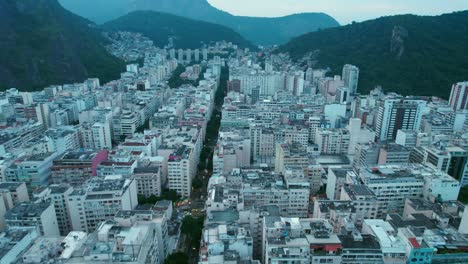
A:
[336,86,350,104]
[0,182,30,206]
[167,146,196,197]
[375,99,426,141]
[6,152,60,187]
[51,151,108,186]
[275,142,310,174]
[133,160,162,198]
[45,126,81,154]
[80,122,113,150]
[36,184,74,236]
[5,201,60,237]
[378,143,411,165]
[448,81,468,111]
[202,48,208,61]
[177,49,184,62]
[265,61,273,73]
[347,118,376,155]
[112,111,140,141]
[352,143,380,170]
[395,129,417,148]
[262,218,342,264]
[169,48,176,60]
[185,49,192,63]
[35,103,50,130]
[304,165,323,195]
[227,79,241,93]
[251,85,260,104]
[315,128,350,155]
[249,125,275,164]
[342,64,359,95]
[59,219,163,263]
[357,164,460,217]
[446,146,468,186]
[194,49,200,62]
[308,116,329,144]
[229,69,284,96]
[68,176,138,232]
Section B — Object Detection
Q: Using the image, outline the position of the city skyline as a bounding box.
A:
[208,0,468,24]
[1,1,468,263]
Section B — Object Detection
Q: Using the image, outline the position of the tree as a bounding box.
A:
[167,64,202,89]
[164,252,189,264]
[181,216,204,250]
[135,119,150,133]
[137,190,181,205]
[458,185,468,204]
[192,178,203,190]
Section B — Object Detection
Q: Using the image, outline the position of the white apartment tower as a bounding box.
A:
[167,146,196,197]
[92,122,112,149]
[449,81,468,111]
[68,176,138,232]
[35,103,50,130]
[342,64,359,95]
[375,99,426,141]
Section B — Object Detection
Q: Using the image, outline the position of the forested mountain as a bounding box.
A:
[59,0,339,45]
[103,11,253,49]
[280,11,468,98]
[0,0,125,91]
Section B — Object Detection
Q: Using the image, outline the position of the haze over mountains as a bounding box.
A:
[0,0,125,91]
[58,0,340,45]
[280,11,468,98]
[103,11,253,49]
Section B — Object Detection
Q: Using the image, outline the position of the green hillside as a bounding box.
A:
[280,11,468,98]
[0,0,125,91]
[59,0,340,45]
[103,11,253,49]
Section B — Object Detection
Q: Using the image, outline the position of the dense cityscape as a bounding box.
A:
[1,0,468,263]
[0,29,467,263]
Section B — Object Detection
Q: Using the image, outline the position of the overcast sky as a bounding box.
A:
[208,0,468,24]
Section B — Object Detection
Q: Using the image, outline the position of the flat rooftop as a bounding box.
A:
[0,182,24,191]
[5,201,51,220]
[49,184,72,194]
[59,151,97,161]
[338,234,382,250]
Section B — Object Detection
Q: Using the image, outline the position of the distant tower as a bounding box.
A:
[169,49,176,60]
[168,37,174,48]
[265,61,273,73]
[449,81,468,111]
[202,48,208,61]
[185,49,192,63]
[178,49,184,63]
[194,49,200,62]
[342,64,359,95]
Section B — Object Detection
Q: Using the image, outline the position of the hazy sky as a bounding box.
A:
[208,0,468,24]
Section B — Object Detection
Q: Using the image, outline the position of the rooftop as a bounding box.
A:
[58,151,99,161]
[49,184,72,194]
[0,182,24,191]
[87,176,130,193]
[344,185,375,197]
[0,228,37,259]
[338,234,382,250]
[5,201,51,219]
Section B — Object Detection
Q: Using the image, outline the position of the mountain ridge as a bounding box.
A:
[103,10,254,49]
[280,11,468,98]
[0,0,126,91]
[58,0,339,45]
